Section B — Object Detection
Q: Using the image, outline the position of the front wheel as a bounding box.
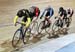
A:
[31,21,38,34]
[52,20,61,36]
[12,29,21,47]
[52,20,59,32]
[45,23,51,34]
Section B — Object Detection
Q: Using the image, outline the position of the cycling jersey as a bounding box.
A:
[59,9,67,19]
[67,9,74,17]
[40,7,54,19]
[14,9,31,28]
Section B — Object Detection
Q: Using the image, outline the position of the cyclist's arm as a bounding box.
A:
[14,16,18,25]
[57,12,62,18]
[25,17,31,28]
[40,9,46,19]
[21,17,31,28]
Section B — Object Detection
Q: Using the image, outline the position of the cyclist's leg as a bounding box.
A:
[25,18,31,35]
[41,19,45,29]
[41,17,51,29]
[45,17,51,27]
[63,14,70,28]
[66,18,70,27]
[60,19,63,28]
[31,16,37,29]
[21,21,26,37]
[23,18,31,36]
[46,9,54,27]
[42,11,50,29]
[24,18,31,43]
[45,9,54,28]
[31,17,38,36]
[20,21,27,43]
[32,16,37,22]
[59,16,67,34]
[58,16,63,28]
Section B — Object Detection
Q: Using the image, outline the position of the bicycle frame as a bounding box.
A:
[17,22,28,43]
[19,25,25,38]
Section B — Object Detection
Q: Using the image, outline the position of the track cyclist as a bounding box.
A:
[40,6,54,29]
[56,7,67,28]
[14,9,32,43]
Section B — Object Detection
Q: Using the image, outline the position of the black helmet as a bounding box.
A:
[59,7,64,12]
[17,9,25,17]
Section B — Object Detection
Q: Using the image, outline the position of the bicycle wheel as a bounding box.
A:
[12,29,21,47]
[51,20,60,37]
[31,21,38,34]
[45,23,51,34]
[52,20,59,32]
[38,21,44,33]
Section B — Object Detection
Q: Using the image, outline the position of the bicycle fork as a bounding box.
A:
[20,26,26,44]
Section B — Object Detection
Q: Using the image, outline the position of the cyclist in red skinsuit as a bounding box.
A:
[36,7,39,17]
[29,6,40,38]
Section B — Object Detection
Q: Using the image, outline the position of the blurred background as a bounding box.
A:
[0,0,75,26]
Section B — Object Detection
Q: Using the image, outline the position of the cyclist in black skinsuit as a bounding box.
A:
[56,7,67,28]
